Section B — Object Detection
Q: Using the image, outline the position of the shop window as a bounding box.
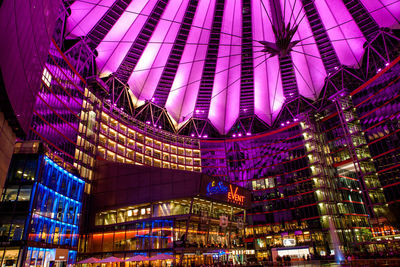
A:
[65,228,72,245]
[103,232,114,252]
[53,225,60,244]
[3,187,18,201]
[88,234,102,253]
[133,209,139,217]
[140,208,146,215]
[18,186,32,201]
[104,213,116,225]
[9,218,25,241]
[2,249,19,267]
[9,159,25,181]
[117,211,125,223]
[0,216,12,242]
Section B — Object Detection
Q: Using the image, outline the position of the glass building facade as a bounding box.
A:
[0,142,85,267]
[78,161,250,266]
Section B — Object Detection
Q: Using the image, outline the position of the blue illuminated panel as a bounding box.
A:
[28,156,84,248]
[0,153,85,266]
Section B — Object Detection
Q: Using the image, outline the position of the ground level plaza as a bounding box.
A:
[75,255,400,267]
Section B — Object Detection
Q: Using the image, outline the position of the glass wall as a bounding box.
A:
[27,157,84,248]
[87,220,174,253]
[0,153,85,266]
[28,42,85,165]
[84,198,245,256]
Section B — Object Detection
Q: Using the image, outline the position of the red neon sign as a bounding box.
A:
[228,185,245,204]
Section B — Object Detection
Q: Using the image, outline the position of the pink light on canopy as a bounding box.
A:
[66,0,116,38]
[361,0,400,29]
[66,0,399,135]
[97,257,124,263]
[128,0,190,107]
[96,0,158,77]
[77,257,100,264]
[165,0,216,128]
[125,255,149,262]
[282,0,326,100]
[148,254,175,261]
[252,0,284,125]
[313,0,366,68]
[208,0,242,134]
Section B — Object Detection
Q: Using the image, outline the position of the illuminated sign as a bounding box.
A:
[205,180,247,206]
[207,181,228,196]
[283,239,296,247]
[228,185,245,204]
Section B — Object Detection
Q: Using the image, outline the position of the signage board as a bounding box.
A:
[200,175,251,207]
[228,185,245,204]
[207,181,228,196]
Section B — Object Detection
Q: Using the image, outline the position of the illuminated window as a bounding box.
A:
[42,68,52,87]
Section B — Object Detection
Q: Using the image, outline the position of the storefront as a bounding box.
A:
[271,246,310,262]
[78,162,251,265]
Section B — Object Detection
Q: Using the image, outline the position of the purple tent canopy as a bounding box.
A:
[65,0,400,134]
[77,257,100,264]
[97,257,124,263]
[125,255,149,262]
[148,254,175,261]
